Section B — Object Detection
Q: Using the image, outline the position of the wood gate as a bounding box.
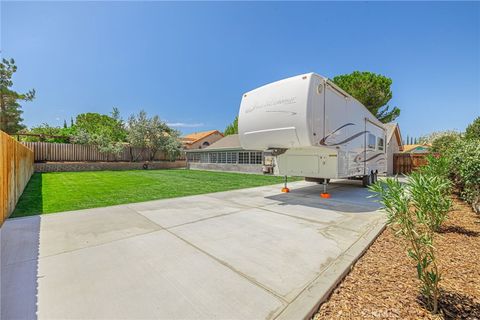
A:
[393,153,432,175]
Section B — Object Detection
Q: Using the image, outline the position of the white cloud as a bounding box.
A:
[166,122,204,128]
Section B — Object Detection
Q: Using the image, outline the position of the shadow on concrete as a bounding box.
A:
[1,174,42,318]
[266,181,382,213]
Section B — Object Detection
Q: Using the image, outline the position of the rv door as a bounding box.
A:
[310,77,325,145]
[323,83,348,147]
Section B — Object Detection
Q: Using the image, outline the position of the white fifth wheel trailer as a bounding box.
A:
[238,73,387,187]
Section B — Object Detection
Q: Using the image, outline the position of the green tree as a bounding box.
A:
[465,117,480,140]
[0,58,35,134]
[224,116,238,136]
[22,123,72,143]
[74,107,126,142]
[332,71,400,123]
[127,110,181,161]
[71,108,127,159]
[162,131,183,161]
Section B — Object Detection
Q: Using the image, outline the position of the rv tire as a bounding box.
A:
[362,174,371,187]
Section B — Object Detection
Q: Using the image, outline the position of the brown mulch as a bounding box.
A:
[314,197,480,320]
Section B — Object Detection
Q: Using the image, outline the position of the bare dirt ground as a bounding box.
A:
[314,197,480,320]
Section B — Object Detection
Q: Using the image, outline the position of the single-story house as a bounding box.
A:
[185,134,268,174]
[385,123,404,176]
[402,144,430,153]
[182,130,224,150]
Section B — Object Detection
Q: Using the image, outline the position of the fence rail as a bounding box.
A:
[393,153,432,175]
[22,142,185,162]
[1,131,34,225]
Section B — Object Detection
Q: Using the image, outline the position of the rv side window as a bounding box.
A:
[377,137,385,151]
[368,134,376,149]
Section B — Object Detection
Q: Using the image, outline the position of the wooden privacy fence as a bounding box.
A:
[1,131,34,225]
[22,142,185,162]
[393,153,433,174]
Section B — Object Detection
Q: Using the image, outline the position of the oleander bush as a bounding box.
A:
[419,154,451,180]
[430,132,461,154]
[447,139,480,213]
[370,173,451,314]
[465,116,480,140]
[428,117,480,214]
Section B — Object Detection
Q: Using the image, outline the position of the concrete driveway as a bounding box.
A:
[1,180,385,320]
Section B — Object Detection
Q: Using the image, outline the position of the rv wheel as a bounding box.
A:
[362,174,371,187]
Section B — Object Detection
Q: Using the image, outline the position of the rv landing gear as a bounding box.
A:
[320,180,331,198]
[281,176,290,193]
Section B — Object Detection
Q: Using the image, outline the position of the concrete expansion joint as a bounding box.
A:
[166,210,244,230]
[40,227,164,261]
[164,227,290,304]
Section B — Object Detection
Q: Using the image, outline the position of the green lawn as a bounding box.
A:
[12,169,295,218]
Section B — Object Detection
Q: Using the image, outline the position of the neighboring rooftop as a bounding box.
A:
[403,144,431,153]
[182,130,223,145]
[204,134,242,150]
[185,134,260,152]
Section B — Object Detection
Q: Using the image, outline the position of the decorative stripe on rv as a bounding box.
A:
[320,122,369,146]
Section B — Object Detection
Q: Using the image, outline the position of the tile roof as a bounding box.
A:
[182,130,223,144]
[403,144,431,152]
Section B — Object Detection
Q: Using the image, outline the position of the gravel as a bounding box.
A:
[314,197,480,320]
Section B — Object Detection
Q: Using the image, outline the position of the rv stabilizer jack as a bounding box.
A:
[320,181,331,198]
[281,175,290,193]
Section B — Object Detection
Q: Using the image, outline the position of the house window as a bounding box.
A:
[218,152,227,163]
[209,152,217,163]
[238,152,250,164]
[226,152,237,164]
[187,153,200,162]
[202,141,210,148]
[367,134,376,149]
[377,137,385,151]
[251,152,263,164]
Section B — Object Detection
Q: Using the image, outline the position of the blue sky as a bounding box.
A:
[2,1,479,138]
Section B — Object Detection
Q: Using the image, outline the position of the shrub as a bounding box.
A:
[465,116,480,140]
[448,139,480,213]
[408,172,452,231]
[419,154,450,179]
[21,123,72,143]
[370,173,452,314]
[419,130,459,145]
[430,133,461,154]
